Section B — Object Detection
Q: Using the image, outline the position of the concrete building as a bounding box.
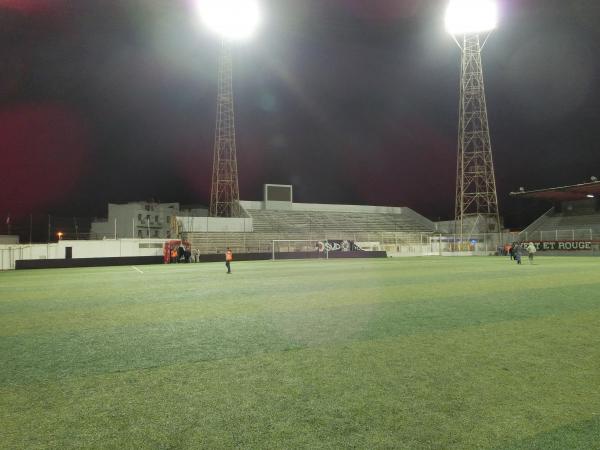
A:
[91,202,208,239]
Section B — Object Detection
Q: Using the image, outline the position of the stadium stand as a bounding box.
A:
[519,209,600,240]
[512,181,600,241]
[184,201,437,254]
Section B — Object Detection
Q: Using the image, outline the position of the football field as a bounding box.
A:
[1,257,599,449]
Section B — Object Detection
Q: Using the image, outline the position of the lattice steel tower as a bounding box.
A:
[210,40,241,218]
[454,34,501,239]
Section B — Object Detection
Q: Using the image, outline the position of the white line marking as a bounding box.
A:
[131,266,144,274]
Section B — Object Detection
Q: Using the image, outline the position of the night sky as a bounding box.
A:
[2,0,600,238]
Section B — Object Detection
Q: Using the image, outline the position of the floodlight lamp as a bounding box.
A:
[445,0,498,35]
[195,0,261,41]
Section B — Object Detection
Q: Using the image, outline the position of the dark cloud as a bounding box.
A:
[1,0,599,232]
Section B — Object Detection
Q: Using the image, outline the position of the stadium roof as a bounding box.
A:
[510,181,600,201]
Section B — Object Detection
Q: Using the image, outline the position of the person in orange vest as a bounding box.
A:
[225,248,233,274]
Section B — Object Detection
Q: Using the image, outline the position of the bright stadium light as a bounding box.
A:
[195,0,261,41]
[445,0,498,35]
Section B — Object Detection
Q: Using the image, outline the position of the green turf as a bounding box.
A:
[1,257,599,449]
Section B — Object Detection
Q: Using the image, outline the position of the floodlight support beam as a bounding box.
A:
[454,34,501,245]
[209,39,241,218]
[479,31,492,50]
[451,34,462,49]
[450,31,493,50]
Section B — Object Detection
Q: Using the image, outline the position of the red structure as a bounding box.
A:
[163,240,191,264]
[209,41,241,218]
[510,180,600,201]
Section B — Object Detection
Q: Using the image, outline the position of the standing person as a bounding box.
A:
[514,243,522,265]
[508,243,514,261]
[225,247,233,274]
[527,242,537,264]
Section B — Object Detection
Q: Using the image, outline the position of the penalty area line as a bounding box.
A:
[131,266,144,274]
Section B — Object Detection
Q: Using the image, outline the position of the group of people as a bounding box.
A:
[165,242,231,268]
[169,245,193,263]
[505,242,537,264]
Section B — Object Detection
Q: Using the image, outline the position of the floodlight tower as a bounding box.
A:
[446,0,501,241]
[196,0,261,217]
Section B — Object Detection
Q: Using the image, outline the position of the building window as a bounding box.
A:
[138,214,142,221]
[153,230,159,238]
[137,230,143,238]
[155,215,159,223]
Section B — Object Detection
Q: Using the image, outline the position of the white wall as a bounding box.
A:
[0,239,168,270]
[265,200,293,210]
[177,216,253,233]
[241,200,407,214]
[0,235,19,245]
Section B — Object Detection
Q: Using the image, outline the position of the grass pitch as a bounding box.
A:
[1,257,599,449]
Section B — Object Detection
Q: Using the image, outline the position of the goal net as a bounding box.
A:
[271,239,330,260]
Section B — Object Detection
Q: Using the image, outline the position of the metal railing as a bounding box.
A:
[518,228,599,242]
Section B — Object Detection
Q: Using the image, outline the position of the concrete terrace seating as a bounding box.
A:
[245,209,433,234]
[521,211,600,241]
[525,213,600,233]
[186,230,432,254]
[184,202,600,254]
[183,203,436,254]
